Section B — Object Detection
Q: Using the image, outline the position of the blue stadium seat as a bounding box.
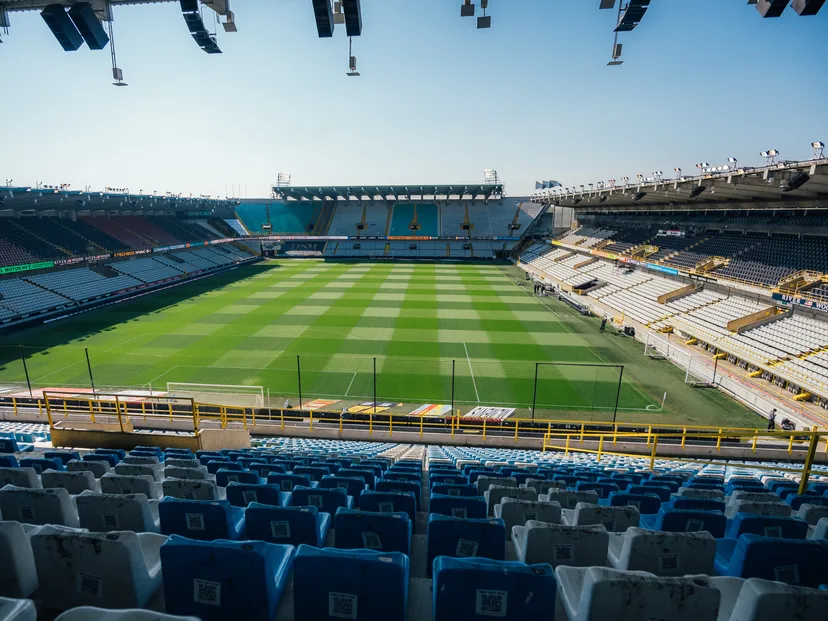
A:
[225,482,290,507]
[725,514,809,540]
[605,492,662,515]
[266,473,314,492]
[628,485,671,503]
[432,483,478,497]
[426,514,506,577]
[293,465,331,482]
[336,468,376,489]
[290,485,353,514]
[127,451,163,462]
[245,503,330,547]
[158,497,245,540]
[319,475,369,506]
[353,463,384,479]
[383,472,420,484]
[164,448,192,455]
[160,535,293,621]
[0,456,19,468]
[20,457,63,474]
[669,498,726,513]
[249,462,286,477]
[95,448,126,461]
[715,534,828,586]
[598,476,630,491]
[433,557,556,621]
[639,507,726,538]
[552,475,591,487]
[43,451,80,466]
[215,468,260,487]
[430,473,466,486]
[575,481,620,499]
[358,490,416,522]
[430,493,487,519]
[0,438,32,453]
[334,508,411,555]
[787,495,828,510]
[82,453,119,467]
[206,461,242,475]
[293,546,409,621]
[375,479,420,509]
[467,470,501,484]
[134,446,164,455]
[648,475,683,487]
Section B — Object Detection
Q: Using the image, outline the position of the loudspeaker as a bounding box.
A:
[792,0,825,15]
[342,0,362,36]
[624,326,636,337]
[68,3,109,50]
[312,0,334,37]
[633,192,647,201]
[782,172,810,192]
[41,4,84,51]
[756,0,790,17]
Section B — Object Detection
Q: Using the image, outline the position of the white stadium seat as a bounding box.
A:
[494,498,561,538]
[100,474,161,500]
[41,470,100,495]
[30,525,165,610]
[0,486,79,527]
[512,521,609,567]
[562,502,640,532]
[607,527,716,577]
[75,491,160,534]
[0,596,36,621]
[0,522,38,598]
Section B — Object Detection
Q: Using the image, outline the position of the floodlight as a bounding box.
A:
[812,141,825,149]
[696,162,709,169]
[813,141,825,158]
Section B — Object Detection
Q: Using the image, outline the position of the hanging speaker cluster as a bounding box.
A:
[180,0,221,54]
[41,3,109,52]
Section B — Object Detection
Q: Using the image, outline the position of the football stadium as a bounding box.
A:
[1,2,828,621]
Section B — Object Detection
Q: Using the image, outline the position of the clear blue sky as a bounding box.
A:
[1,1,826,198]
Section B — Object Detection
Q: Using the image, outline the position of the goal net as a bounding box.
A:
[165,383,264,407]
[642,334,669,360]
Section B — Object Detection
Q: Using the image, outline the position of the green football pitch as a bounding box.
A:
[0,260,761,426]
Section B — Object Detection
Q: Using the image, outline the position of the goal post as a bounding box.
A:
[643,333,668,360]
[164,383,265,407]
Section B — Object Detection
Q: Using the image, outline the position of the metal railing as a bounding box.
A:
[541,427,828,496]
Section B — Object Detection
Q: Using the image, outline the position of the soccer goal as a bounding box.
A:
[643,334,669,360]
[165,383,265,407]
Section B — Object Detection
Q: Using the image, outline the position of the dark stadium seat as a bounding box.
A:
[334,507,412,555]
[245,503,330,547]
[224,481,290,507]
[433,557,556,621]
[714,534,828,586]
[358,490,417,522]
[158,497,245,540]
[160,536,293,621]
[293,546,409,621]
[426,514,506,577]
[290,485,354,514]
[429,493,488,519]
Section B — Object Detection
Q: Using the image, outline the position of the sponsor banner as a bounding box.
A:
[591,249,618,261]
[303,399,340,411]
[772,292,828,312]
[113,248,153,258]
[645,263,679,276]
[462,406,515,420]
[0,261,54,275]
[409,404,452,418]
[657,229,685,237]
[347,401,401,414]
[690,274,717,283]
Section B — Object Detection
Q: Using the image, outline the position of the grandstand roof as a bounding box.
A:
[535,159,828,212]
[0,185,239,213]
[272,184,505,202]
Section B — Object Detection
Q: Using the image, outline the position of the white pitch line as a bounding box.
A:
[463,342,480,403]
[344,371,358,397]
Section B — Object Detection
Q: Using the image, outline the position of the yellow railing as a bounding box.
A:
[541,427,827,496]
[17,393,828,473]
